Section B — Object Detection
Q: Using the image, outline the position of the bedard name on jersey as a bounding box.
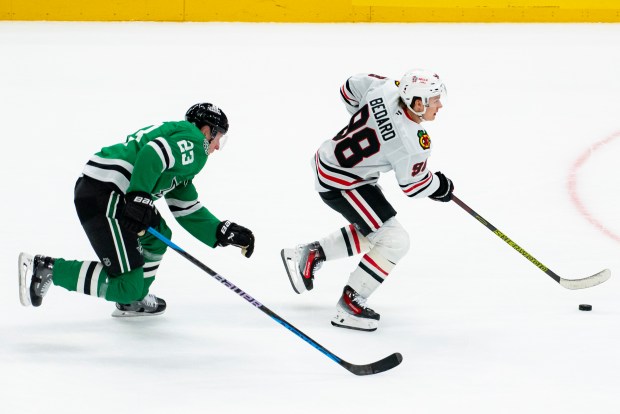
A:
[282,70,453,332]
[369,97,396,141]
[313,73,439,199]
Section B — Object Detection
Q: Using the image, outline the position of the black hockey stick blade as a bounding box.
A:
[341,352,403,376]
[147,227,403,376]
[452,195,611,289]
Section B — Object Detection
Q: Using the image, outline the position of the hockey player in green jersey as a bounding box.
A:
[18,103,255,316]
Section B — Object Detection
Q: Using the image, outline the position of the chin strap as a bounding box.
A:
[405,105,426,122]
[411,107,427,118]
[408,97,428,118]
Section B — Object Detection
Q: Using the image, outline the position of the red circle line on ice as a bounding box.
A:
[568,130,620,244]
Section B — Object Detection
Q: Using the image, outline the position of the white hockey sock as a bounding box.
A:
[319,224,370,261]
[346,247,396,298]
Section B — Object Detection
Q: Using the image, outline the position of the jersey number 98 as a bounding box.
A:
[332,105,380,168]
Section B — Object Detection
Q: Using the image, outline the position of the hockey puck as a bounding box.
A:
[578,304,592,311]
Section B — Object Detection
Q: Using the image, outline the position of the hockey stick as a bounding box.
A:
[451,195,610,289]
[147,227,403,376]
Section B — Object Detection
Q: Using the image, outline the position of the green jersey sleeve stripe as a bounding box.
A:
[83,155,134,193]
[89,154,134,173]
[166,198,203,217]
[148,138,175,171]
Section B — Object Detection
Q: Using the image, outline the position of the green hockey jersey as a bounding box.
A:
[82,121,221,247]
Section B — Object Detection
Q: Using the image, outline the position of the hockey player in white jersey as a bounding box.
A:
[281,69,454,332]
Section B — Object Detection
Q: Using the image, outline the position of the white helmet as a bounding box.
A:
[398,69,447,116]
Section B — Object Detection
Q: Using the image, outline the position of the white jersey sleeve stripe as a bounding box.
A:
[401,171,433,196]
[89,154,134,172]
[340,83,359,107]
[147,137,176,172]
[82,165,130,193]
[147,140,167,173]
[156,138,175,169]
[166,197,203,217]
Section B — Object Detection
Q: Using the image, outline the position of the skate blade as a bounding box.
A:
[331,320,377,332]
[331,308,379,332]
[18,252,33,306]
[280,249,303,294]
[111,309,165,317]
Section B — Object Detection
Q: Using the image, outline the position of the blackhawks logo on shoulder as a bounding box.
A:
[418,130,431,150]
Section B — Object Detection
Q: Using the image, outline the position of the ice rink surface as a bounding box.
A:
[1,22,619,414]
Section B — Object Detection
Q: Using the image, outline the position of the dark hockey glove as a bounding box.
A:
[216,220,255,258]
[428,171,454,203]
[121,191,161,235]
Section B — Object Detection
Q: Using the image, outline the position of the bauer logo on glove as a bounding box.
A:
[120,191,161,235]
[216,220,255,258]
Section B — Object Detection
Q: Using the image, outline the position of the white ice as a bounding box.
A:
[1,22,619,414]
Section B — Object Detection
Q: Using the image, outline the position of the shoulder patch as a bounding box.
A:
[418,130,431,150]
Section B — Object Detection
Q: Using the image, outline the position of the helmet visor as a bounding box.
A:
[207,124,229,152]
[208,123,228,140]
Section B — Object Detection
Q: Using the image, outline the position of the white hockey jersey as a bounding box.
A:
[313,73,440,199]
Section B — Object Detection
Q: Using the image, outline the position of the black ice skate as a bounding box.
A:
[331,285,380,332]
[18,252,55,307]
[280,242,325,294]
[111,294,167,317]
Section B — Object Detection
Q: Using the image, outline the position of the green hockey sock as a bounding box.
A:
[52,258,107,298]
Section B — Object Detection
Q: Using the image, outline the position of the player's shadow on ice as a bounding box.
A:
[2,318,234,371]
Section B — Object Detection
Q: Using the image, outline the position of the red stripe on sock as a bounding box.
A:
[349,224,361,254]
[363,254,389,276]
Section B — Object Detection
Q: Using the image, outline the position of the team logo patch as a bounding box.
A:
[418,130,431,150]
